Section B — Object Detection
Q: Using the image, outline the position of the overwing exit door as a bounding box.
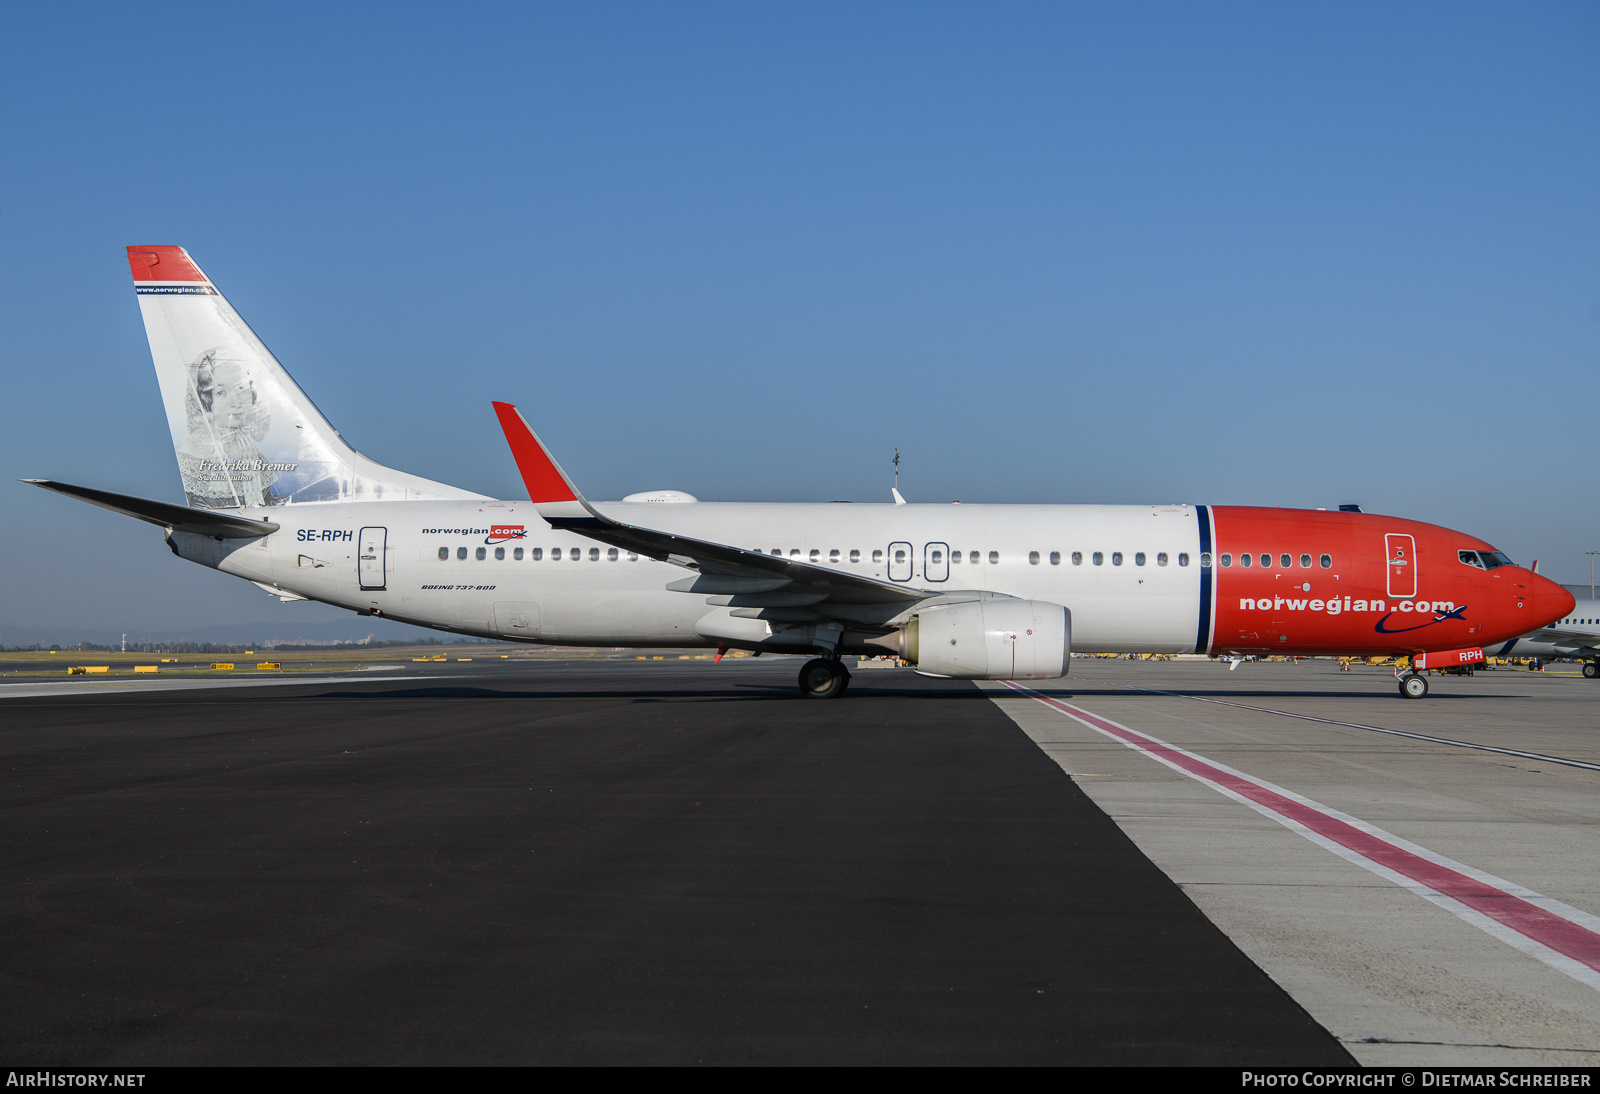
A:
[359,526,388,590]
[924,542,949,582]
[1385,533,1416,598]
[887,541,913,582]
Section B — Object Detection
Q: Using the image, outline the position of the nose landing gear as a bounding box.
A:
[798,657,850,699]
[1398,672,1430,699]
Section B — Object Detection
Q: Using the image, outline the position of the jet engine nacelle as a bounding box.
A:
[900,599,1070,680]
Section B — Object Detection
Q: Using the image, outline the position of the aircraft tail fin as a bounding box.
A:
[127,246,486,509]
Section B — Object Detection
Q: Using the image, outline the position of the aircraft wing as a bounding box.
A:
[23,479,279,538]
[1524,626,1600,651]
[491,402,923,608]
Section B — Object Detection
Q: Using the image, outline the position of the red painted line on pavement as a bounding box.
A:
[1003,682,1600,984]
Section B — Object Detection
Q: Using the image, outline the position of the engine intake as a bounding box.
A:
[901,599,1070,680]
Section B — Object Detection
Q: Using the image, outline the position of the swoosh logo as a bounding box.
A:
[1374,604,1468,634]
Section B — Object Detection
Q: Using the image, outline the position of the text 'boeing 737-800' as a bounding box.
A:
[24,246,1575,699]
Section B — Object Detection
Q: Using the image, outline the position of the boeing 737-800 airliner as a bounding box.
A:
[25,246,1575,699]
[1498,600,1600,676]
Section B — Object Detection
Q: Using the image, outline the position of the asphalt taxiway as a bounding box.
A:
[4,656,1597,1066]
[0,656,1348,1065]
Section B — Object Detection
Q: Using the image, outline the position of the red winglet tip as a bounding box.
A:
[492,401,579,504]
[126,245,208,283]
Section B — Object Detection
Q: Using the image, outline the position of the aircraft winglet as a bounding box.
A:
[491,401,590,519]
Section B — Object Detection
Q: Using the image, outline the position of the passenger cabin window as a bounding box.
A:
[476,547,487,560]
[849,549,860,563]
[552,548,562,560]
[589,548,599,561]
[1299,554,1311,568]
[932,549,944,564]
[1199,552,1211,567]
[1157,552,1168,566]
[1072,551,1083,565]
[1221,553,1233,567]
[1092,552,1104,566]
[457,547,468,560]
[494,547,505,560]
[514,547,524,560]
[1179,552,1191,567]
[1239,553,1249,567]
[894,549,907,563]
[438,547,448,561]
[1050,551,1061,565]
[829,549,840,562]
[970,551,980,565]
[1134,552,1145,566]
[1279,554,1291,568]
[608,548,618,561]
[1261,553,1271,568]
[790,549,801,558]
[1319,554,1331,568]
[628,552,638,561]
[809,549,820,562]
[1112,552,1123,566]
[988,551,999,564]
[872,549,883,563]
[532,548,543,561]
[1029,551,1040,565]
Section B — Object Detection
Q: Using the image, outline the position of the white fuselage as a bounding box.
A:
[184,499,1212,653]
[1497,599,1600,662]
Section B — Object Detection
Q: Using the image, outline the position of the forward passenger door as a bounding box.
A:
[1385,534,1416,599]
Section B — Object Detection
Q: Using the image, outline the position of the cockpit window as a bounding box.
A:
[1460,549,1515,570]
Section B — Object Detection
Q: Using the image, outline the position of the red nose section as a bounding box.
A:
[1532,572,1576,627]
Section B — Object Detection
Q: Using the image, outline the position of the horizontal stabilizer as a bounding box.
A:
[22,480,279,538]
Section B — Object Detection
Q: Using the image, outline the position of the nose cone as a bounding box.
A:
[1532,572,1576,627]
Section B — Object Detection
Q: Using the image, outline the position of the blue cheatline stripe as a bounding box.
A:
[1194,504,1213,655]
[1497,640,1519,656]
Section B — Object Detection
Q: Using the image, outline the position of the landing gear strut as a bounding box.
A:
[1398,672,1429,700]
[1584,662,1599,680]
[798,657,850,699]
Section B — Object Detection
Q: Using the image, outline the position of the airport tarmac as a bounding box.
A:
[0,656,1594,1065]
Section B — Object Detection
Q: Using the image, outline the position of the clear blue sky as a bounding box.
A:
[3,2,1598,637]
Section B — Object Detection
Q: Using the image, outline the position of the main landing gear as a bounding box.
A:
[1398,671,1430,700]
[798,657,851,699]
[1584,661,1599,680]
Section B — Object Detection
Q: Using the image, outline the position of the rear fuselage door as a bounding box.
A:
[1385,533,1416,598]
[924,542,949,583]
[359,526,388,590]
[887,541,913,582]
